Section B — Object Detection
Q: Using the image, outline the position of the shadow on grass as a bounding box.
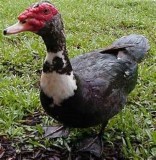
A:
[0,112,126,160]
[0,136,126,160]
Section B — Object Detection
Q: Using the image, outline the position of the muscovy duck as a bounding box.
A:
[4,1,150,156]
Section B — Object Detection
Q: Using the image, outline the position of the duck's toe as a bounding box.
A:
[77,134,103,157]
[43,126,69,138]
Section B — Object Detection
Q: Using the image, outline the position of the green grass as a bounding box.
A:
[0,0,156,159]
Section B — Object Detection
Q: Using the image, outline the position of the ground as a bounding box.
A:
[0,0,156,160]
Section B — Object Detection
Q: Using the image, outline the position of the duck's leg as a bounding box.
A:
[78,122,108,157]
[43,126,70,138]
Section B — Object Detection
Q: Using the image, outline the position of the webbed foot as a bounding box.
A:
[77,123,108,157]
[43,126,69,138]
[77,134,103,157]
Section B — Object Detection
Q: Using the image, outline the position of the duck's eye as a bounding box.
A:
[21,20,26,24]
[43,9,50,15]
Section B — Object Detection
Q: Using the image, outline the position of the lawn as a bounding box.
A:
[0,0,156,159]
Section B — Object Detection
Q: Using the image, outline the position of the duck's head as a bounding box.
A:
[4,1,59,35]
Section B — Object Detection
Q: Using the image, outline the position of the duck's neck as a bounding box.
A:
[40,14,77,106]
[41,25,66,53]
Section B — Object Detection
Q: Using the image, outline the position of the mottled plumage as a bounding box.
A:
[4,2,150,130]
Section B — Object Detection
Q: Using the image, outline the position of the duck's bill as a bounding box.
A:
[3,21,29,35]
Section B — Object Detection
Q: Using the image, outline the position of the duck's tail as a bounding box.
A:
[101,34,150,63]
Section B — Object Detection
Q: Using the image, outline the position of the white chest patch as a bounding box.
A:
[40,71,77,106]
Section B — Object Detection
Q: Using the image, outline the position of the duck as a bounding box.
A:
[4,1,150,157]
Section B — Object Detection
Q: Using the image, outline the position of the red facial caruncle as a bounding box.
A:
[18,2,58,31]
[4,2,58,35]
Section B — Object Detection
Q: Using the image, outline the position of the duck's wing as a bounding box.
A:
[70,34,149,122]
[71,34,149,95]
[71,51,137,96]
[71,52,137,120]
